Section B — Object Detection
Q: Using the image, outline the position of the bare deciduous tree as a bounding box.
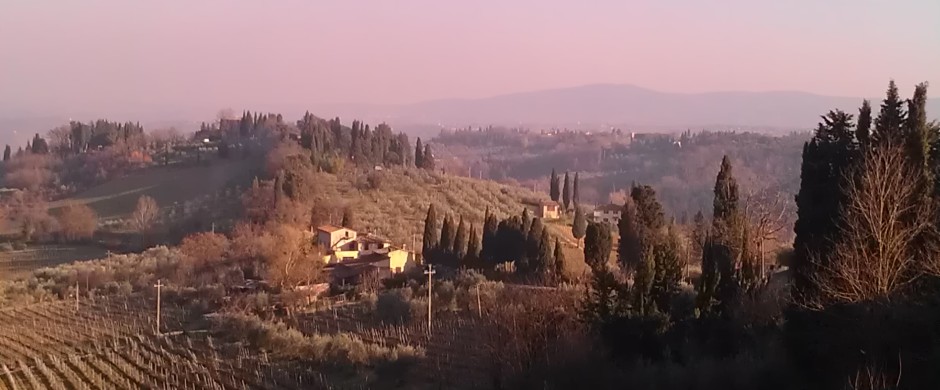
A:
[56,202,97,242]
[265,224,323,289]
[131,195,159,236]
[808,146,939,308]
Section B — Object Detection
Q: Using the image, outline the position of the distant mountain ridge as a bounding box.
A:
[318,84,940,133]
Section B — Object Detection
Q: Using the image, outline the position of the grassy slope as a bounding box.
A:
[308,167,589,276]
[50,158,257,220]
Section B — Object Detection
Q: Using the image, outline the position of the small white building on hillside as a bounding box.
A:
[316,225,417,284]
[593,204,622,225]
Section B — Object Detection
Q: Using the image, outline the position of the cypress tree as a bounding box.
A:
[572,206,587,244]
[711,156,742,306]
[696,234,721,313]
[553,238,566,280]
[341,207,354,229]
[423,144,435,170]
[439,214,455,256]
[792,111,857,302]
[549,169,560,202]
[617,198,641,274]
[481,209,499,267]
[535,229,554,275]
[453,216,468,260]
[521,208,532,236]
[524,218,544,272]
[712,156,739,226]
[905,82,931,187]
[572,172,581,207]
[651,225,683,311]
[465,225,480,268]
[857,99,872,147]
[414,138,424,168]
[562,172,571,211]
[2,145,9,162]
[633,248,656,315]
[583,222,612,270]
[422,204,439,259]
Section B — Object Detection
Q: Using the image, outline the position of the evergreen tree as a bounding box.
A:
[524,218,544,273]
[439,214,455,256]
[631,185,666,233]
[711,156,744,307]
[572,172,581,206]
[422,204,439,259]
[872,80,907,145]
[792,111,857,301]
[712,156,739,226]
[572,206,587,244]
[453,216,468,260]
[481,209,499,267]
[495,216,527,265]
[617,199,641,274]
[549,169,560,202]
[651,225,683,311]
[422,144,435,170]
[521,208,532,236]
[341,207,354,229]
[2,145,9,162]
[857,99,872,147]
[414,138,424,168]
[562,172,571,211]
[691,210,706,258]
[583,222,612,270]
[535,229,554,275]
[905,82,931,188]
[465,225,480,268]
[553,237,566,280]
[633,248,656,315]
[696,235,721,313]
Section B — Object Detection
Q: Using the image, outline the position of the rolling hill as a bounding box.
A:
[319,84,940,133]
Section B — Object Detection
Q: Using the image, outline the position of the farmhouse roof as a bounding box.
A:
[524,199,559,207]
[595,204,622,212]
[317,225,346,233]
[356,234,389,245]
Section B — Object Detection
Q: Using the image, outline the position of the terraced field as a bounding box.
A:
[0,298,331,390]
[0,245,110,281]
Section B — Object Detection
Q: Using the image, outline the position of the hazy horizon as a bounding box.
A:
[2,1,939,119]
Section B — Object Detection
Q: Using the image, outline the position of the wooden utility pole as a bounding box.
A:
[424,265,435,331]
[75,281,80,311]
[154,279,164,336]
[476,283,482,317]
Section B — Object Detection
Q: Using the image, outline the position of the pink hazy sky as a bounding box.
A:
[1,0,938,116]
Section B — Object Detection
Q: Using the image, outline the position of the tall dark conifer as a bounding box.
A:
[423,144,435,170]
[857,100,872,147]
[583,222,612,270]
[792,110,856,302]
[549,169,560,202]
[414,138,424,168]
[422,204,439,259]
[572,172,581,206]
[572,206,587,244]
[523,218,544,273]
[617,198,641,274]
[562,172,571,211]
[465,226,480,268]
[553,238,566,280]
[872,80,907,145]
[481,208,499,267]
[535,229,554,275]
[439,214,455,255]
[453,216,468,260]
[2,145,9,162]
